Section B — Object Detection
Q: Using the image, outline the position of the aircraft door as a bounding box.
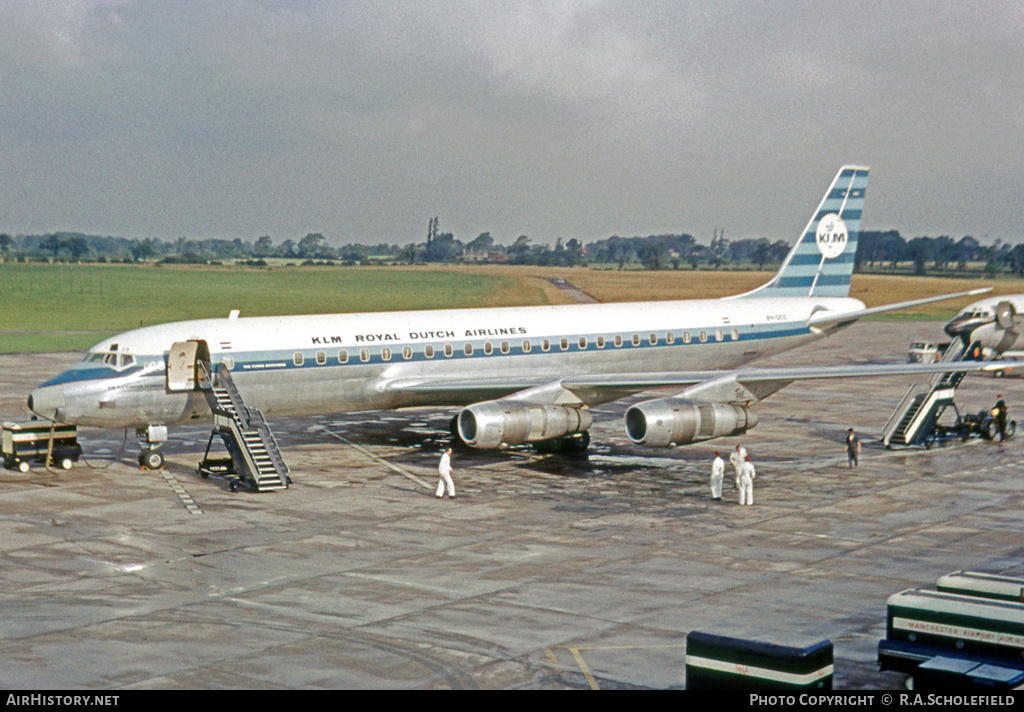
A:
[167,340,211,391]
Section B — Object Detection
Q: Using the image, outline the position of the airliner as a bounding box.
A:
[945,295,1024,358]
[28,166,990,469]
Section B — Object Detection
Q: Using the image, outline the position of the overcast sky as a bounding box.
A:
[1,1,1021,247]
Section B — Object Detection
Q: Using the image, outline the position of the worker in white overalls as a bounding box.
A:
[437,448,455,499]
[710,451,725,500]
[738,456,756,506]
[730,444,747,490]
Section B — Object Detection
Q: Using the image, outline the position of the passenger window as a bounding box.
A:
[522,340,532,353]
[463,343,473,356]
[381,348,391,361]
[500,341,510,354]
[360,349,370,362]
[316,351,326,365]
[597,336,605,348]
[425,345,435,359]
[578,337,587,349]
[560,338,569,351]
[293,352,304,366]
[699,331,707,343]
[715,329,723,342]
[542,339,550,352]
[614,335,623,348]
[649,333,657,345]
[444,343,453,358]
[338,350,349,363]
[403,346,412,360]
[484,341,493,355]
[683,332,691,344]
[731,329,739,341]
[666,332,674,345]
[631,334,641,347]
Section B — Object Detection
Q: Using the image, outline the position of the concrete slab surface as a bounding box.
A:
[1,322,1023,689]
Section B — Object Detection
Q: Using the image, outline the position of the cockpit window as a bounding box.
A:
[94,350,136,370]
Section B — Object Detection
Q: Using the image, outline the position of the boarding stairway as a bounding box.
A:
[198,362,289,491]
[882,339,979,447]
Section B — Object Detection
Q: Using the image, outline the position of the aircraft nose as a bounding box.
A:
[944,314,988,340]
[28,384,66,422]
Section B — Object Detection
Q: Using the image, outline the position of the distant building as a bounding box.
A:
[463,249,508,263]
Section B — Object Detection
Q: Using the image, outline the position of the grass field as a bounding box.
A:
[1,261,1019,353]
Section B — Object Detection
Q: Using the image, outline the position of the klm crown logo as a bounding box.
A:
[815,213,848,260]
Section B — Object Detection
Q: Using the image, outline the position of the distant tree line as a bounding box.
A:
[0,227,1021,276]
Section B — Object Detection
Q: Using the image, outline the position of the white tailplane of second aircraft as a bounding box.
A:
[28,166,991,464]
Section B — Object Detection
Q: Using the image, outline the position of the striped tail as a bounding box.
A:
[734,165,869,299]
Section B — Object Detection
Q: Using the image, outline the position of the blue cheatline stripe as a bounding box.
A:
[816,208,863,220]
[777,275,851,289]
[788,253,855,267]
[229,322,810,370]
[37,365,143,388]
[45,321,816,383]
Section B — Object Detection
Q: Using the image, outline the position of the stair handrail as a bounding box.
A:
[883,385,927,446]
[213,364,253,430]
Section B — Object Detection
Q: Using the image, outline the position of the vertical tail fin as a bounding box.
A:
[734,165,869,299]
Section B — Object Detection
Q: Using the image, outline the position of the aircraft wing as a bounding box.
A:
[384,358,1005,408]
[808,288,991,329]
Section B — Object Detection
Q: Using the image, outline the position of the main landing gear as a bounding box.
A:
[137,425,168,470]
[532,431,591,455]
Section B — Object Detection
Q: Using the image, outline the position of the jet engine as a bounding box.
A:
[457,400,593,449]
[624,398,758,448]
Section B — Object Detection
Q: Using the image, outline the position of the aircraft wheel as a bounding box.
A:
[566,430,591,453]
[59,457,73,470]
[984,420,998,441]
[17,460,30,473]
[139,448,165,470]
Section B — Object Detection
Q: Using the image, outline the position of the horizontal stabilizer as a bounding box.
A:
[807,288,992,329]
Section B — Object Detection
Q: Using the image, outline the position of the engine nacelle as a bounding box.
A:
[624,398,758,448]
[457,400,593,449]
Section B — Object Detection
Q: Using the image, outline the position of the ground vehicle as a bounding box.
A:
[923,406,1016,448]
[2,420,82,472]
[907,341,949,363]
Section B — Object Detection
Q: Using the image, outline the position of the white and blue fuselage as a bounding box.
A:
[29,295,862,429]
[29,165,986,452]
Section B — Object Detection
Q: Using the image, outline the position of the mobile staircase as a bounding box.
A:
[882,340,981,448]
[198,362,290,491]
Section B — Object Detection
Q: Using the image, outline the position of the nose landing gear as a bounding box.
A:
[137,425,168,470]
